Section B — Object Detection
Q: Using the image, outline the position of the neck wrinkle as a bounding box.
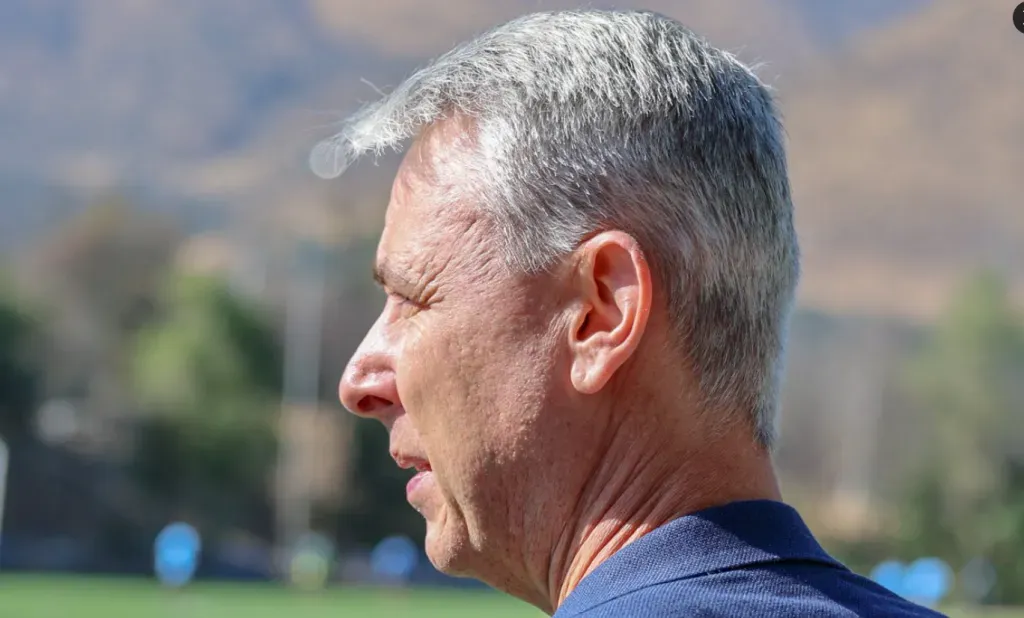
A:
[543,424,781,614]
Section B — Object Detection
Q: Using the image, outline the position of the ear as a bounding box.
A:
[568,231,653,394]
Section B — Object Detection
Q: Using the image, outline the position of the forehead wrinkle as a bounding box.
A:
[449,214,502,287]
[410,217,479,297]
[381,115,502,301]
[377,154,436,291]
[375,230,446,294]
[381,203,499,305]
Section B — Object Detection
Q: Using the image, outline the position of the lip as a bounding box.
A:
[406,469,434,502]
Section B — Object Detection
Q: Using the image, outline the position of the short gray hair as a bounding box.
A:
[311,9,799,447]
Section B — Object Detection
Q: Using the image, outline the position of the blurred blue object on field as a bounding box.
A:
[904,557,953,608]
[370,535,418,583]
[154,522,201,588]
[870,559,907,597]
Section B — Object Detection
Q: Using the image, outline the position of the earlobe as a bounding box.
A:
[570,361,592,394]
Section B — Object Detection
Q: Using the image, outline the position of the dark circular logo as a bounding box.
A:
[1015,3,1024,33]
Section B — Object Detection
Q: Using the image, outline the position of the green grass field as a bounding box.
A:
[0,575,546,618]
[0,575,1019,618]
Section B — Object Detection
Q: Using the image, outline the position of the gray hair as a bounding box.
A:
[311,9,799,447]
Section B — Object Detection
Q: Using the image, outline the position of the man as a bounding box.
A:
[315,10,944,617]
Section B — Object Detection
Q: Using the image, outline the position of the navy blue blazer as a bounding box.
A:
[553,500,946,617]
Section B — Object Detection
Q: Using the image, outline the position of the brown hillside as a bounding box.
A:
[308,0,815,64]
[783,1,1023,318]
[0,0,813,191]
[168,0,818,246]
[8,1,1013,321]
[269,1,1022,322]
[168,1,1019,322]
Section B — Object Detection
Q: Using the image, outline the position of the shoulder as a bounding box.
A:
[558,563,949,618]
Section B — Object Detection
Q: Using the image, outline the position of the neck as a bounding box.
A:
[541,417,781,614]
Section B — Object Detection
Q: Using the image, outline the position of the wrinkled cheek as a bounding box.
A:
[402,321,503,510]
[395,333,462,479]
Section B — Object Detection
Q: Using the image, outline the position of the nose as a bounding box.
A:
[338,326,401,421]
[339,362,399,419]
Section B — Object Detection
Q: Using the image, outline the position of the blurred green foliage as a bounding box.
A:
[0,283,40,437]
[3,198,1024,598]
[131,272,282,537]
[895,271,1024,604]
[820,272,1024,607]
[335,418,422,548]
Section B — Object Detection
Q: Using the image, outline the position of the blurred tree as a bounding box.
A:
[335,418,422,549]
[897,270,1024,603]
[0,280,41,438]
[26,197,180,333]
[20,196,182,452]
[130,272,282,539]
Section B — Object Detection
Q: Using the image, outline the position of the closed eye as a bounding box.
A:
[387,289,414,304]
[387,290,424,314]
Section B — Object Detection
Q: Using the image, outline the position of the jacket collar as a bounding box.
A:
[554,500,845,616]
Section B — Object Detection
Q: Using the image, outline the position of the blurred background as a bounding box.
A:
[0,1,1020,616]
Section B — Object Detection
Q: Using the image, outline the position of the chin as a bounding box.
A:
[426,524,536,608]
[423,518,476,578]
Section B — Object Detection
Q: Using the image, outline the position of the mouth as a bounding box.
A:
[405,465,435,507]
[392,452,432,473]
[393,453,434,505]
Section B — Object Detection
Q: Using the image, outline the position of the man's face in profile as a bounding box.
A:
[338,121,576,582]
